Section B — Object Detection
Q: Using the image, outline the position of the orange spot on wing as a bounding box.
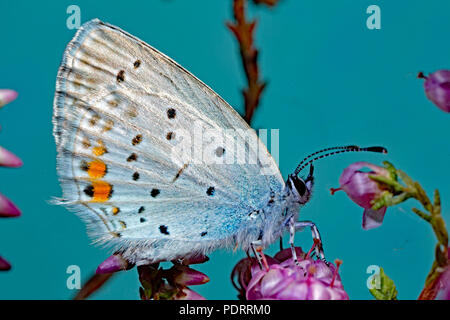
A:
[93,140,107,156]
[87,160,107,179]
[91,181,113,202]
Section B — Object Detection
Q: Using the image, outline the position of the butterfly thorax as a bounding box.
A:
[251,173,314,250]
[239,182,305,251]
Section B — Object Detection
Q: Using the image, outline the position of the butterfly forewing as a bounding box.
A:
[53,19,284,261]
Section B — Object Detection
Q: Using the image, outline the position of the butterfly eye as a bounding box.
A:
[293,178,307,197]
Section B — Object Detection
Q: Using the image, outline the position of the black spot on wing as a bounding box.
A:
[116,70,125,82]
[80,160,89,171]
[167,108,176,119]
[151,189,160,197]
[127,153,138,162]
[132,172,140,181]
[159,225,169,235]
[206,186,215,196]
[166,132,174,140]
[84,185,94,197]
[132,134,142,145]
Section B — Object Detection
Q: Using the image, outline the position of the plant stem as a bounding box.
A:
[228,0,269,124]
[370,163,449,299]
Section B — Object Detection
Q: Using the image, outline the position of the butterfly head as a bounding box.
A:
[287,164,314,204]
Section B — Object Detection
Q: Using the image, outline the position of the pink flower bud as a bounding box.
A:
[432,248,450,300]
[419,70,450,113]
[332,162,389,230]
[181,254,209,265]
[169,264,210,286]
[96,254,130,274]
[0,146,23,168]
[0,256,11,271]
[435,267,450,300]
[0,193,21,218]
[0,89,18,108]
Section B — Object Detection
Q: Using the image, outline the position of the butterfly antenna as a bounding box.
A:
[294,146,387,176]
[295,145,358,171]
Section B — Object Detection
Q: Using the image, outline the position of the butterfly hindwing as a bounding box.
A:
[53,19,284,262]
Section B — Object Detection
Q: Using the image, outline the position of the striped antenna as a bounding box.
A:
[294,146,387,176]
[294,146,358,173]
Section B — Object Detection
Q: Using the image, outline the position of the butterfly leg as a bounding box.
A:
[288,216,301,265]
[294,221,325,260]
[250,240,264,269]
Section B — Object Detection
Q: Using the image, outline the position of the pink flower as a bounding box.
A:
[166,264,210,286]
[0,146,22,168]
[0,193,21,218]
[0,89,22,271]
[96,254,131,274]
[430,248,450,300]
[332,162,390,230]
[232,246,349,300]
[0,90,18,108]
[96,254,209,300]
[0,256,11,271]
[435,266,450,300]
[419,70,450,113]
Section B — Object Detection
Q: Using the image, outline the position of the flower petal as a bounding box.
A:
[96,254,130,274]
[339,162,389,209]
[0,193,21,217]
[424,70,450,113]
[0,89,18,108]
[259,267,291,298]
[0,256,12,271]
[339,162,388,186]
[342,172,381,209]
[171,265,209,286]
[312,260,336,283]
[362,207,387,230]
[0,146,23,167]
[274,280,310,300]
[182,254,209,265]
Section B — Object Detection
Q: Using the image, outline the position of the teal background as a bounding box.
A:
[0,0,449,300]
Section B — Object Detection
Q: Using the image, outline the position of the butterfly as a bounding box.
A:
[53,19,385,266]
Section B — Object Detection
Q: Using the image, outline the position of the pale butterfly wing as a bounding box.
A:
[53,19,284,262]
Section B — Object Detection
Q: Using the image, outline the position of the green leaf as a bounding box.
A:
[369,267,398,300]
